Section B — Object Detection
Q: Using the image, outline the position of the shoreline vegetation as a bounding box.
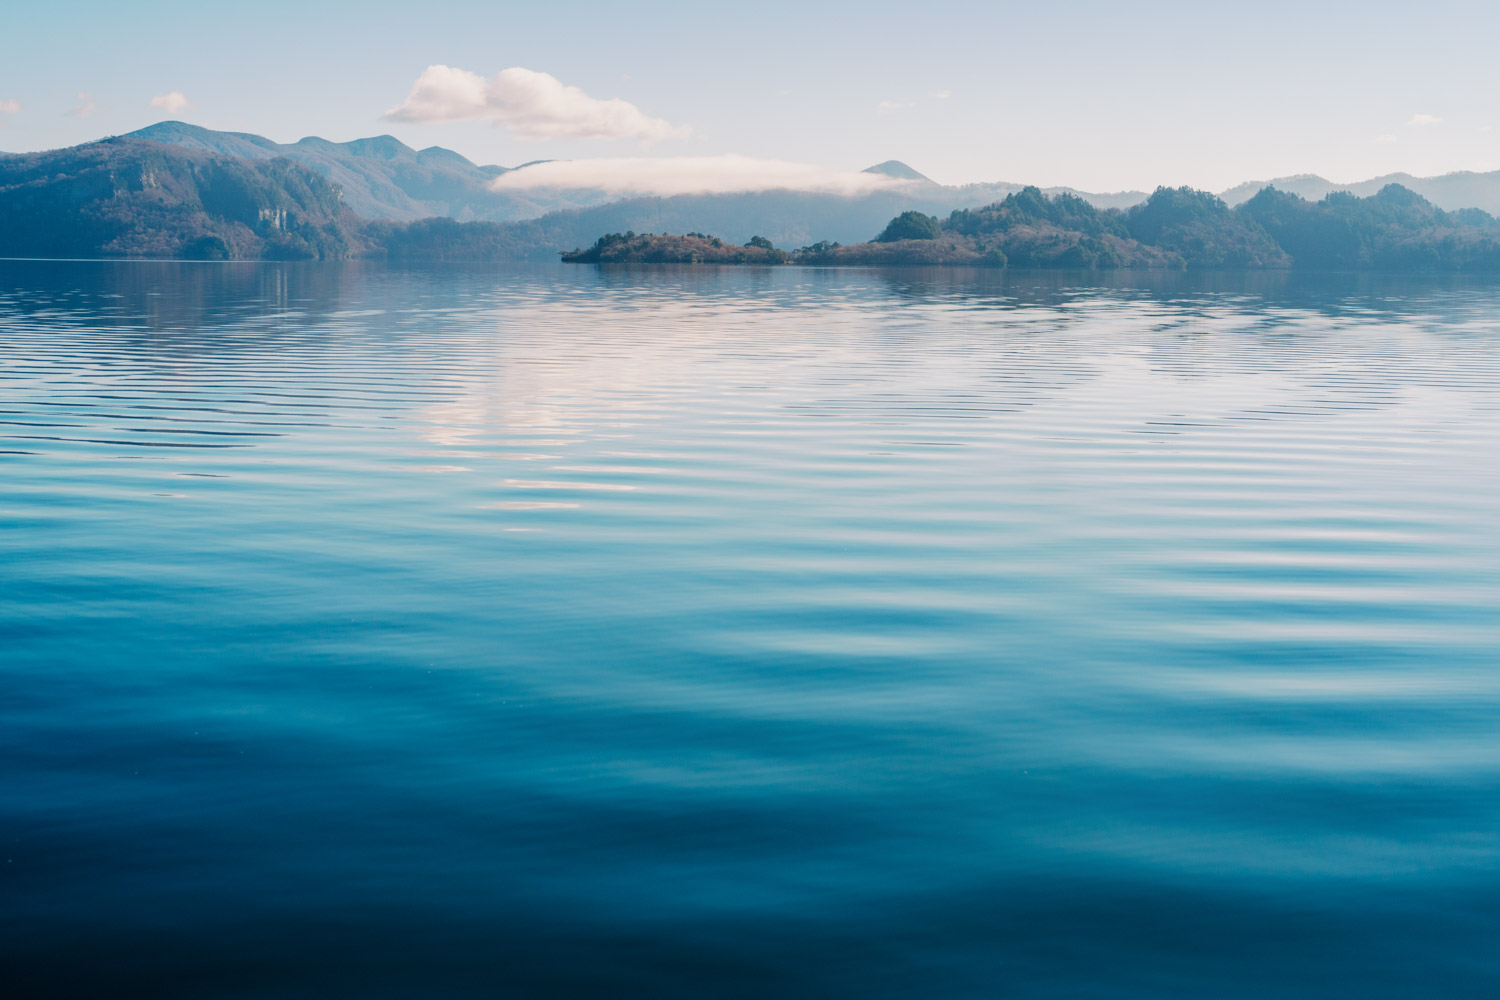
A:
[3,135,1500,272]
[562,185,1500,272]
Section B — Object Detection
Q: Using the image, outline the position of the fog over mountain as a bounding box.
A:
[110,123,1158,245]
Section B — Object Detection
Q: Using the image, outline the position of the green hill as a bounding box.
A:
[1242,183,1500,270]
[1125,187,1288,267]
[124,121,551,222]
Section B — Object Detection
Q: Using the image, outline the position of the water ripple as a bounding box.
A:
[2,262,1499,996]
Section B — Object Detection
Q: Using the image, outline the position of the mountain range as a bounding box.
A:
[1218,171,1500,215]
[123,121,574,222]
[121,122,1149,245]
[5,121,1500,267]
[124,121,1500,229]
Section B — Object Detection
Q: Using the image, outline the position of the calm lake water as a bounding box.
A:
[3,261,1499,997]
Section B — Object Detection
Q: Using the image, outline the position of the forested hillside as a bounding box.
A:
[0,138,373,259]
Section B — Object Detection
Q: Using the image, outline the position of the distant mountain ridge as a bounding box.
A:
[1221,170,1500,215]
[110,126,1147,246]
[124,121,593,223]
[125,125,1152,228]
[51,123,1500,230]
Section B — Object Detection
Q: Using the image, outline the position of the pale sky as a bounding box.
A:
[3,0,1497,193]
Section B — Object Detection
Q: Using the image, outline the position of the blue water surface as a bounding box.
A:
[2,261,1499,997]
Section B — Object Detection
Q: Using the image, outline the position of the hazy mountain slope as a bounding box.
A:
[0,137,372,259]
[515,189,964,248]
[1220,174,1343,205]
[1221,169,1500,215]
[863,161,1149,209]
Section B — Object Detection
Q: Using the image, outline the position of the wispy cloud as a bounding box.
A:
[0,98,20,114]
[66,92,96,118]
[877,100,915,112]
[1376,133,1398,144]
[929,90,952,99]
[384,65,689,142]
[1407,113,1443,127]
[149,91,192,114]
[490,155,912,197]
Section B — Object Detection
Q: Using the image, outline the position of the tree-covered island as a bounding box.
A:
[563,185,1500,272]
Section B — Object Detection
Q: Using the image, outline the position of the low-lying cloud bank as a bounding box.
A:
[385,65,689,143]
[491,156,914,197]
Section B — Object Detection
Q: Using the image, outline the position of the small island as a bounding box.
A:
[561,231,790,264]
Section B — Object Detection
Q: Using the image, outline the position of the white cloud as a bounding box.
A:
[0,98,20,114]
[1376,133,1398,144]
[66,92,96,118]
[877,100,915,112]
[930,90,952,99]
[384,65,689,142]
[1407,113,1443,127]
[150,91,192,114]
[490,155,913,197]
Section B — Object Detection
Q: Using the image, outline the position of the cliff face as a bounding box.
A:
[0,137,374,259]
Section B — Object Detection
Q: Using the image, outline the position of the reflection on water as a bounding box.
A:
[2,261,1499,997]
